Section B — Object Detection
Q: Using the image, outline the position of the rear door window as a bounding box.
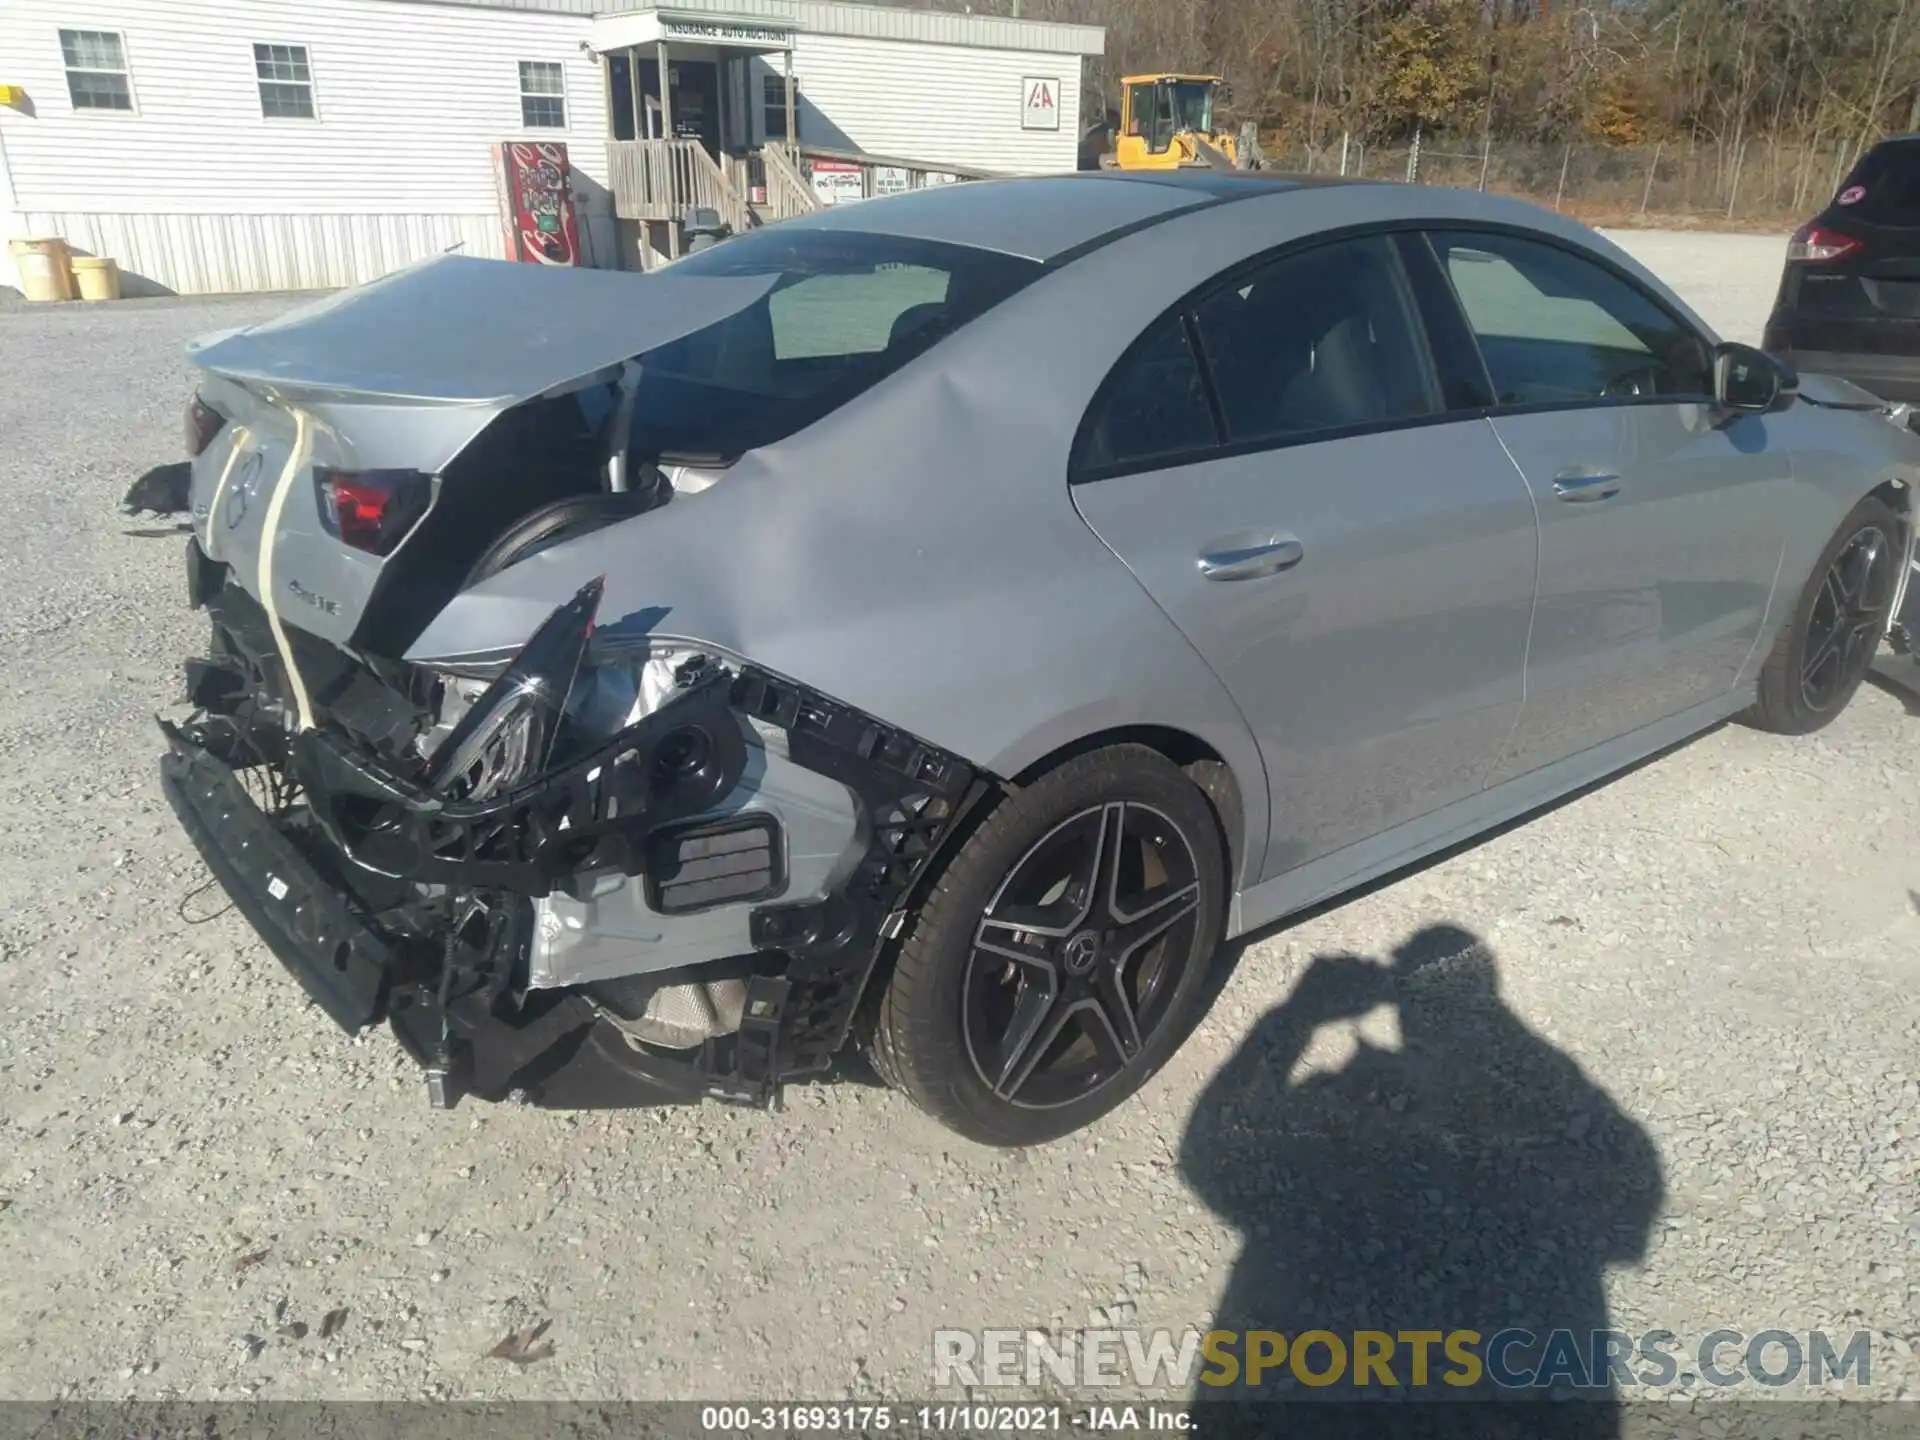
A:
[1073,314,1220,472]
[1187,234,1440,444]
[1836,142,1920,228]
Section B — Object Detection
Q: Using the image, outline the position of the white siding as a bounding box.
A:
[786,0,1100,59]
[0,0,609,292]
[12,210,509,293]
[778,33,1081,174]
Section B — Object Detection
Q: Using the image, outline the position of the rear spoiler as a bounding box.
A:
[188,255,775,473]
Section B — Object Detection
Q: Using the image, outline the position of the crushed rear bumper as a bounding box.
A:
[161,728,393,1033]
[160,573,993,1110]
[161,722,704,1106]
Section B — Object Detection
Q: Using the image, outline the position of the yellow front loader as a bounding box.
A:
[1112,74,1245,171]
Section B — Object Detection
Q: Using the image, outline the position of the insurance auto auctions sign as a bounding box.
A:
[1022,76,1060,130]
[661,19,789,45]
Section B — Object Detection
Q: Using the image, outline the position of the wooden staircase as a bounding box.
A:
[606,139,999,264]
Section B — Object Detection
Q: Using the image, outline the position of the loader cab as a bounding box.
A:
[1115,74,1229,171]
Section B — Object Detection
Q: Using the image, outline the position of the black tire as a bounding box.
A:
[868,745,1227,1147]
[1743,493,1904,734]
[464,490,658,587]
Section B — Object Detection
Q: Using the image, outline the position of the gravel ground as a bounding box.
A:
[4,230,1919,1408]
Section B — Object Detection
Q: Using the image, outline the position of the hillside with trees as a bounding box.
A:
[936,0,1920,221]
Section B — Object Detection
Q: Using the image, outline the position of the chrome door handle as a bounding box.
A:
[1552,471,1622,503]
[1198,534,1305,581]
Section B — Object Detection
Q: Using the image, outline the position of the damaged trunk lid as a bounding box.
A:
[184,254,774,649]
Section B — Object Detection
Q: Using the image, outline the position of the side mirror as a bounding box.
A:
[1713,342,1786,412]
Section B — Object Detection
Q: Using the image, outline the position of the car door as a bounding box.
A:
[1425,229,1794,774]
[1068,233,1539,881]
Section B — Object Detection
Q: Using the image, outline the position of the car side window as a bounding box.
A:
[1428,230,1712,406]
[1074,313,1220,473]
[1187,234,1440,444]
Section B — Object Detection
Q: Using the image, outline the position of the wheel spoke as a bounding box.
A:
[1081,802,1127,928]
[1108,880,1202,964]
[1075,995,1134,1073]
[1842,617,1881,670]
[1803,627,1843,689]
[1817,567,1845,620]
[974,917,1062,973]
[1837,533,1882,609]
[993,981,1071,1099]
[1092,965,1144,1061]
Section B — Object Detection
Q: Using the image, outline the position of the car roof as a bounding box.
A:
[776,171,1380,262]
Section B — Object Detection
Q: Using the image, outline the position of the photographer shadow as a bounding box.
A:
[1180,924,1664,1437]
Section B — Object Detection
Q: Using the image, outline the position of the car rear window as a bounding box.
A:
[625,228,1043,460]
[1835,141,1920,227]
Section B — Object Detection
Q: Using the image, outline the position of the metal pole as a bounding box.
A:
[1338,129,1349,177]
[1478,130,1491,191]
[1553,141,1572,211]
[1639,140,1662,216]
[1407,122,1422,184]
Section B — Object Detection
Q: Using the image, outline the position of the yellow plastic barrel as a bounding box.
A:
[8,237,76,302]
[70,255,121,301]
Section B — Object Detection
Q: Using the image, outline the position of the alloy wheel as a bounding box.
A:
[961,801,1203,1111]
[1800,525,1895,712]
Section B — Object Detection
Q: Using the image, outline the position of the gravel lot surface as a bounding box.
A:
[3,229,1919,1409]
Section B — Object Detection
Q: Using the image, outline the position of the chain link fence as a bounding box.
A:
[1260,133,1868,229]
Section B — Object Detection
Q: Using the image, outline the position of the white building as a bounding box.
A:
[0,0,1102,295]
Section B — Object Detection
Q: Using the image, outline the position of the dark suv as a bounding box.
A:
[1765,133,1920,403]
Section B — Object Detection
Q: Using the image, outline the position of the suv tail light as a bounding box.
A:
[185,393,226,456]
[313,468,433,555]
[1785,223,1862,263]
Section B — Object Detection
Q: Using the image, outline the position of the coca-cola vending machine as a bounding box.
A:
[493,140,580,265]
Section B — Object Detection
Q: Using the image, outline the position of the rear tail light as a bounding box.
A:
[313,467,433,556]
[185,393,226,456]
[1785,223,1861,263]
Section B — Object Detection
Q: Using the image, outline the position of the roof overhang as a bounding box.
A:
[592,7,795,51]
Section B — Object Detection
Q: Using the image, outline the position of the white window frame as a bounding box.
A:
[518,60,567,130]
[761,70,798,144]
[57,28,137,115]
[252,41,319,121]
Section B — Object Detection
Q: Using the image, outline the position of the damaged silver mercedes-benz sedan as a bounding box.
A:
[140,173,1920,1145]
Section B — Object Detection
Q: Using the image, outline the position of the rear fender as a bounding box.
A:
[301,580,993,1081]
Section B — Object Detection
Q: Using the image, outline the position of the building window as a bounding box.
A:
[254,43,316,119]
[59,29,133,111]
[519,61,566,128]
[762,72,797,142]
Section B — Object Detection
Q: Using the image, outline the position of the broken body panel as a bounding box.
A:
[155,250,1006,1108]
[161,561,986,1107]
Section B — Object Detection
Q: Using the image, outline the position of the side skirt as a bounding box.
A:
[1229,693,1746,939]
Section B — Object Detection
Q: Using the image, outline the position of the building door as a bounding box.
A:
[640,59,721,158]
